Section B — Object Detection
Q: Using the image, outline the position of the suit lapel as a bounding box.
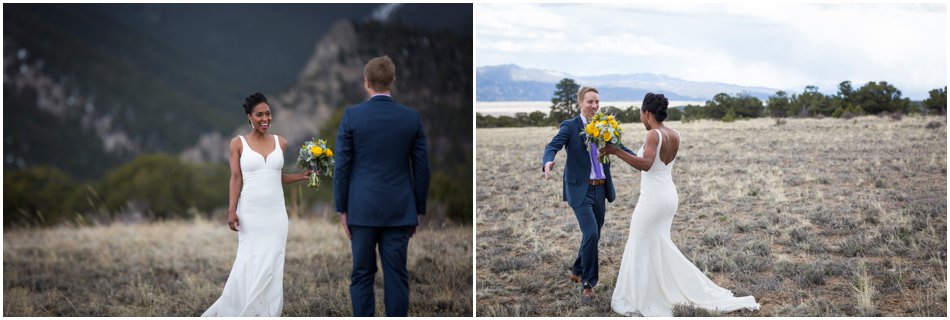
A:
[575,116,592,169]
[576,116,585,139]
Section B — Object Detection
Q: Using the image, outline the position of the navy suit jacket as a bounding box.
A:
[333,95,430,227]
[542,116,634,208]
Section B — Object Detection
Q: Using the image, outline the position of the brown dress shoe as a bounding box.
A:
[569,273,581,284]
[583,286,595,298]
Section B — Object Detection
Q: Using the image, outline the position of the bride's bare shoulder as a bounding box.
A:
[230,136,242,145]
[669,128,681,142]
[230,136,244,152]
[645,129,660,142]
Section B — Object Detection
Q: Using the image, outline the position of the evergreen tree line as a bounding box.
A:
[476,106,684,128]
[476,78,947,128]
[5,155,474,229]
[4,155,231,227]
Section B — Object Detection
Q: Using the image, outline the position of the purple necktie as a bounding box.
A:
[590,142,604,179]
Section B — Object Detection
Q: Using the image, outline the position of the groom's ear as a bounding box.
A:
[363,78,373,96]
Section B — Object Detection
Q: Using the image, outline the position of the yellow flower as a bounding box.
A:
[610,120,618,128]
[604,130,612,141]
[600,120,607,126]
[585,123,597,134]
[591,129,600,138]
[310,146,323,156]
[325,149,333,157]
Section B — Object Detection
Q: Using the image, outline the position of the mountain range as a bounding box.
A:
[476,64,780,102]
[182,18,473,172]
[4,4,472,181]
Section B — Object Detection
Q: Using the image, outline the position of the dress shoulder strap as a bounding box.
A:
[658,129,671,162]
[236,135,247,157]
[273,135,282,151]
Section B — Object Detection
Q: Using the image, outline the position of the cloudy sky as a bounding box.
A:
[476,2,947,99]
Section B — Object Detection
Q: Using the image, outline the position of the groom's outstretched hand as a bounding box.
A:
[543,161,556,179]
[339,212,352,240]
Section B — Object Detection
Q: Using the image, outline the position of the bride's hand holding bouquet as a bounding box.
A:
[296,137,334,189]
[581,112,623,163]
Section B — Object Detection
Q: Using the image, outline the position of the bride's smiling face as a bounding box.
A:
[580,91,600,118]
[248,103,272,133]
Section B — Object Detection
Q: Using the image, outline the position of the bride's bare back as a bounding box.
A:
[603,126,679,172]
[656,127,679,165]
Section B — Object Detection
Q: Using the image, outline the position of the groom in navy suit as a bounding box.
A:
[542,86,634,298]
[334,55,430,316]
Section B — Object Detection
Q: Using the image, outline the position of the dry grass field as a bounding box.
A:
[476,116,947,316]
[3,217,472,316]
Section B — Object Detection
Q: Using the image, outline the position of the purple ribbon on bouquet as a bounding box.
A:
[589,142,605,179]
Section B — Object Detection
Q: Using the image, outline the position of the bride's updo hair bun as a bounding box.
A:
[642,92,669,122]
[243,92,268,115]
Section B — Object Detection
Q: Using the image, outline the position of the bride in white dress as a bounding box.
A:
[600,93,760,316]
[203,93,311,317]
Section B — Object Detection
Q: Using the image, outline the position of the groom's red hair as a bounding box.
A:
[364,55,396,92]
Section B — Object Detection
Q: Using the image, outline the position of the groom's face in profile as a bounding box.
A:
[580,92,600,119]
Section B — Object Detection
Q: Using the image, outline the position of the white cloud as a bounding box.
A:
[477,3,566,35]
[476,2,947,98]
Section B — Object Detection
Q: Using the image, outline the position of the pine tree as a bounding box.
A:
[549,78,580,124]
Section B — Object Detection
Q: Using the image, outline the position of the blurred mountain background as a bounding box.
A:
[3,3,473,227]
[476,64,778,102]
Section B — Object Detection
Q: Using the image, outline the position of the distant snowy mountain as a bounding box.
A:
[477,64,779,102]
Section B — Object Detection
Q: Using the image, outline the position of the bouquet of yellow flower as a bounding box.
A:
[581,112,623,163]
[296,137,334,189]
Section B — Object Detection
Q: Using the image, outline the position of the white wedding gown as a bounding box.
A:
[611,129,760,316]
[203,135,288,316]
